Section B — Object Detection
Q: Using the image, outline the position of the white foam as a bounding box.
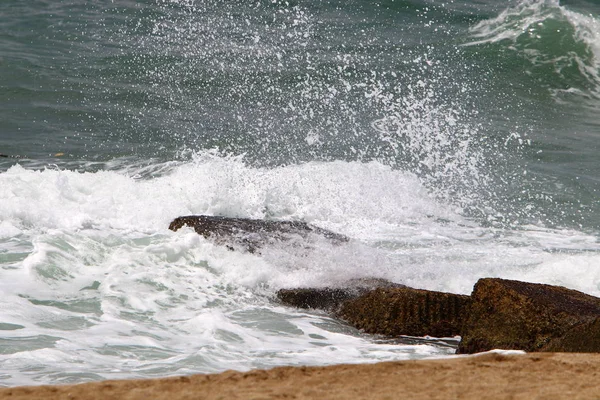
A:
[0,156,599,386]
[466,0,559,46]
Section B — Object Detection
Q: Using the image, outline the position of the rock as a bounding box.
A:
[279,276,600,351]
[169,215,348,253]
[337,287,471,338]
[458,278,600,354]
[277,278,405,312]
[278,288,361,312]
[542,317,600,352]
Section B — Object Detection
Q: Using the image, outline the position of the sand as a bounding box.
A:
[1,352,600,399]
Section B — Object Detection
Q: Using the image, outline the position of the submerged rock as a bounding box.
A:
[458,278,600,354]
[277,278,405,312]
[337,287,471,338]
[169,215,348,253]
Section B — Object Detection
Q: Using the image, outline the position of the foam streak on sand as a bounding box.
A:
[0,352,599,399]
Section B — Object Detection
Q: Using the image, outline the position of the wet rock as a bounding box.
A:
[458,278,600,354]
[543,317,600,352]
[169,215,348,253]
[337,287,471,338]
[278,288,360,312]
[277,278,405,312]
[278,276,600,350]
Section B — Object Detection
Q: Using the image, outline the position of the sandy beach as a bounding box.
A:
[1,352,599,399]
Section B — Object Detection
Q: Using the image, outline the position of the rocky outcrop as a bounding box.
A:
[170,216,600,353]
[278,287,360,312]
[337,287,471,338]
[542,318,600,352]
[458,278,600,354]
[278,281,469,338]
[277,278,405,312]
[279,277,600,353]
[169,215,348,253]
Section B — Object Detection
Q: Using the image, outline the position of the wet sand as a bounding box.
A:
[1,352,600,399]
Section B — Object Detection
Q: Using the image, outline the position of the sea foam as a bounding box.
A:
[0,155,599,387]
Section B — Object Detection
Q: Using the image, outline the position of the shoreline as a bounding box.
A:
[2,352,600,399]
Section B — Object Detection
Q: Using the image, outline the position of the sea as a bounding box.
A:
[1,0,599,387]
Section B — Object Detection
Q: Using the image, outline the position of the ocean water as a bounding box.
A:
[1,0,599,387]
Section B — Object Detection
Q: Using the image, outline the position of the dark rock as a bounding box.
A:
[279,276,600,351]
[543,317,600,352]
[277,278,405,312]
[278,288,360,312]
[169,215,348,253]
[458,278,600,354]
[337,287,471,338]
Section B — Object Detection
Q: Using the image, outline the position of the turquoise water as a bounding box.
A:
[1,0,599,387]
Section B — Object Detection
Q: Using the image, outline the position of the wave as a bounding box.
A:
[465,0,600,99]
[1,154,598,282]
[1,154,599,304]
[1,154,600,386]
